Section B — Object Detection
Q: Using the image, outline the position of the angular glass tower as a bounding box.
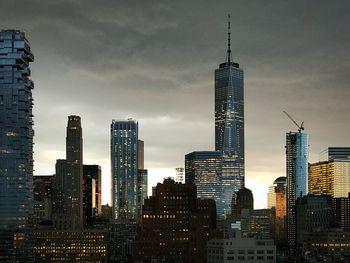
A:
[215,17,244,217]
[0,30,34,259]
[111,119,138,220]
[286,131,308,254]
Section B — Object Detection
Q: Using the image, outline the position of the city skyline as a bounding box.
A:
[2,1,350,208]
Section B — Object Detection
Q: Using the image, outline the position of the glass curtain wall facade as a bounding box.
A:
[185,151,223,219]
[0,30,34,260]
[111,119,138,220]
[286,132,308,254]
[215,51,244,218]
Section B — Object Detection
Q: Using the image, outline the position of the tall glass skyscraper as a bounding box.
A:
[0,30,34,260]
[286,131,308,254]
[215,17,244,217]
[185,151,223,218]
[111,119,138,220]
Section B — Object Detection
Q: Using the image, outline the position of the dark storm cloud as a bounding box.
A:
[1,0,350,206]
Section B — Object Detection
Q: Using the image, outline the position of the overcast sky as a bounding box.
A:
[2,0,350,208]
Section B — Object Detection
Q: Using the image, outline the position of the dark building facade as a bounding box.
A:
[332,193,350,232]
[231,187,254,219]
[83,165,102,227]
[0,30,34,260]
[215,18,245,219]
[185,151,223,219]
[137,139,148,220]
[52,115,83,230]
[135,178,216,263]
[33,175,53,224]
[111,119,138,220]
[295,195,333,249]
[319,147,350,162]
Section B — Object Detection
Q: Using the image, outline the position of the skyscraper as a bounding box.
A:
[137,139,147,219]
[231,187,254,219]
[0,30,34,260]
[286,131,308,254]
[319,147,350,162]
[52,115,83,230]
[215,16,244,217]
[185,151,223,218]
[111,119,138,220]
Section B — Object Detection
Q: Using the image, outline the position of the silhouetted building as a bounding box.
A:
[231,187,254,219]
[286,131,308,253]
[33,175,53,224]
[302,228,350,262]
[185,151,223,219]
[111,119,138,220]
[137,139,148,220]
[175,167,185,183]
[0,30,34,261]
[295,195,332,249]
[83,165,102,227]
[309,160,350,197]
[207,230,276,263]
[135,178,216,262]
[101,204,112,220]
[332,193,350,232]
[52,115,83,230]
[215,17,245,219]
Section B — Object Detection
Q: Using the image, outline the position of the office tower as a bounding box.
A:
[319,147,350,162]
[215,17,245,218]
[207,231,276,263]
[241,209,274,239]
[309,160,350,198]
[185,151,223,218]
[175,167,185,183]
[83,165,102,226]
[135,178,216,263]
[111,119,138,220]
[286,131,308,253]
[52,115,83,230]
[295,195,332,246]
[33,175,53,224]
[231,187,254,219]
[0,30,34,260]
[332,193,350,232]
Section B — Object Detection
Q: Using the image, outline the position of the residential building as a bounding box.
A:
[135,178,216,263]
[286,131,308,253]
[0,30,34,260]
[111,119,138,220]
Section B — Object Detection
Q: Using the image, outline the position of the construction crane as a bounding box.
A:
[283,111,304,133]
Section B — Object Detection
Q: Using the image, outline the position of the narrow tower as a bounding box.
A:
[0,30,34,260]
[215,15,245,218]
[53,115,83,229]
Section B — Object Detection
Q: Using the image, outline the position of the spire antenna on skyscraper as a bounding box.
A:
[226,14,232,64]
